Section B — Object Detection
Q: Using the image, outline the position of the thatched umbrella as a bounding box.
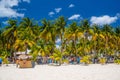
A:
[18,54,28,60]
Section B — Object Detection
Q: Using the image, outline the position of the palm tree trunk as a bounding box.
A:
[60,33,63,53]
[74,34,77,56]
[25,43,28,54]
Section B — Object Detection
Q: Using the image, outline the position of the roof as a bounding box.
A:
[14,50,31,55]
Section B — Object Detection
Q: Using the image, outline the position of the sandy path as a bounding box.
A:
[0,64,120,80]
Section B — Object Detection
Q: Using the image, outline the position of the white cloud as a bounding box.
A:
[2,21,8,25]
[0,0,19,7]
[90,15,118,25]
[56,38,61,43]
[48,11,55,17]
[48,8,62,17]
[23,0,30,3]
[55,8,62,13]
[0,7,24,17]
[0,0,29,18]
[68,14,80,20]
[69,4,75,8]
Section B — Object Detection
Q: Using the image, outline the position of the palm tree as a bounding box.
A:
[40,19,53,42]
[65,22,83,55]
[102,24,113,55]
[91,24,102,54]
[0,25,3,50]
[15,17,36,54]
[55,16,67,53]
[2,19,18,58]
[40,19,56,55]
[30,39,50,61]
[81,19,90,39]
[1,17,120,65]
[80,20,92,55]
[115,27,120,54]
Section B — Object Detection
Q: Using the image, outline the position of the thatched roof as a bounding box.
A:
[14,50,31,55]
[18,54,32,60]
[18,54,28,59]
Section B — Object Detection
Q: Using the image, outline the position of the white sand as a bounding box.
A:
[0,64,120,80]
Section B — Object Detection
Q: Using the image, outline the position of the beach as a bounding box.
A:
[0,64,120,80]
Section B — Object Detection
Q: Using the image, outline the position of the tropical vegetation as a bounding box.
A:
[0,16,120,64]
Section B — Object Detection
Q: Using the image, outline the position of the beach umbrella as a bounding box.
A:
[18,54,28,60]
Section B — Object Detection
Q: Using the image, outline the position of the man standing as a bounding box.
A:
[0,57,2,66]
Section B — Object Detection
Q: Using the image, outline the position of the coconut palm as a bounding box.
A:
[65,22,83,55]
[115,27,120,51]
[1,16,120,65]
[40,19,54,42]
[102,25,113,55]
[55,16,67,53]
[0,26,4,50]
[80,20,92,55]
[14,17,36,53]
[2,19,18,58]
[91,24,102,55]
[81,19,91,39]
[40,19,56,55]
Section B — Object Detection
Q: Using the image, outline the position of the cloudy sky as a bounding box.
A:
[0,0,120,26]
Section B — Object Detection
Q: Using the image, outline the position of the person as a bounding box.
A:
[71,56,74,64]
[77,56,80,64]
[0,57,2,66]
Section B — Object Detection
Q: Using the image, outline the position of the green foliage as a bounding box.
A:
[51,49,62,61]
[114,59,120,64]
[0,17,120,64]
[62,59,69,64]
[81,55,91,64]
[0,50,10,57]
[31,53,38,61]
[99,57,106,65]
[0,50,10,64]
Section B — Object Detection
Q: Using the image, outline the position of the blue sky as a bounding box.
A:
[0,0,120,26]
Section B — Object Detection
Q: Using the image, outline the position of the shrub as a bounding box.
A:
[114,59,120,64]
[81,55,91,65]
[99,57,106,65]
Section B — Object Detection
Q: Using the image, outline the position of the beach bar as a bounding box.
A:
[14,51,34,68]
